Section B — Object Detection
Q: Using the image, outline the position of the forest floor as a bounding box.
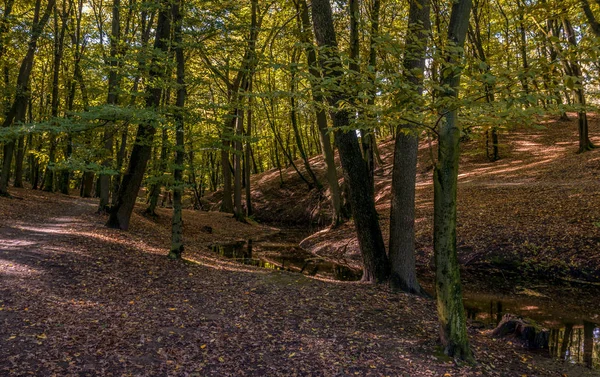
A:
[1,186,599,375]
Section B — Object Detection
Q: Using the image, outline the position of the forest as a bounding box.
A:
[1,0,600,375]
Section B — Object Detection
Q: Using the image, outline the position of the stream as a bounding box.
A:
[209,230,600,371]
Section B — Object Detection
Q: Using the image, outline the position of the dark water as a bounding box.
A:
[209,237,362,281]
[464,296,600,369]
[210,231,599,370]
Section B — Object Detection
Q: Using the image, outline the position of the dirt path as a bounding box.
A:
[1,189,598,376]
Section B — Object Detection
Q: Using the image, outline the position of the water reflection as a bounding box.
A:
[464,298,599,369]
[210,240,363,281]
[549,323,600,369]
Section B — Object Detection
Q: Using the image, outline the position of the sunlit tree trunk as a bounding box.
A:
[562,16,595,153]
[0,0,55,197]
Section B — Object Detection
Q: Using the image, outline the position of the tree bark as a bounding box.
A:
[311,0,390,283]
[388,0,430,295]
[107,0,171,230]
[433,0,473,361]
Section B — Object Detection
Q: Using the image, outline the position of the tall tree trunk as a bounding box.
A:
[107,0,171,230]
[311,0,390,283]
[233,108,244,220]
[433,0,473,361]
[245,75,253,217]
[99,0,121,211]
[44,0,69,193]
[388,0,430,295]
[297,0,344,226]
[169,0,185,259]
[0,0,55,197]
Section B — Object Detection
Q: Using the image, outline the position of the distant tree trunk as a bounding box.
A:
[290,52,321,190]
[245,75,253,217]
[220,110,235,212]
[468,0,499,161]
[562,16,595,153]
[107,1,171,230]
[0,0,55,197]
[297,0,344,225]
[433,0,473,361]
[169,0,185,260]
[13,136,25,188]
[81,171,95,197]
[233,108,244,220]
[516,0,529,98]
[311,0,390,283]
[44,0,69,193]
[388,0,430,295]
[99,0,121,211]
[146,127,168,216]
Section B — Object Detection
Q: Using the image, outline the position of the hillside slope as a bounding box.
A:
[245,115,600,281]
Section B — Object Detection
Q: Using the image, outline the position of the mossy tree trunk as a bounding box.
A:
[433,0,473,361]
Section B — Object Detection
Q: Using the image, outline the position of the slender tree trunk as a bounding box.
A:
[245,75,253,217]
[146,127,168,215]
[311,0,390,283]
[99,0,121,211]
[13,136,25,188]
[107,1,171,230]
[44,0,69,193]
[433,0,473,361]
[562,16,595,153]
[290,54,321,190]
[0,0,55,197]
[388,0,430,295]
[297,0,344,225]
[233,108,244,220]
[220,111,235,212]
[169,0,185,259]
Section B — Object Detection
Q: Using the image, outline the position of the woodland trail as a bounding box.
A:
[1,189,598,376]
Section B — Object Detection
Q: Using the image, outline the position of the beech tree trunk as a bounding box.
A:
[433,0,473,361]
[388,0,430,295]
[107,0,171,230]
[311,0,390,283]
